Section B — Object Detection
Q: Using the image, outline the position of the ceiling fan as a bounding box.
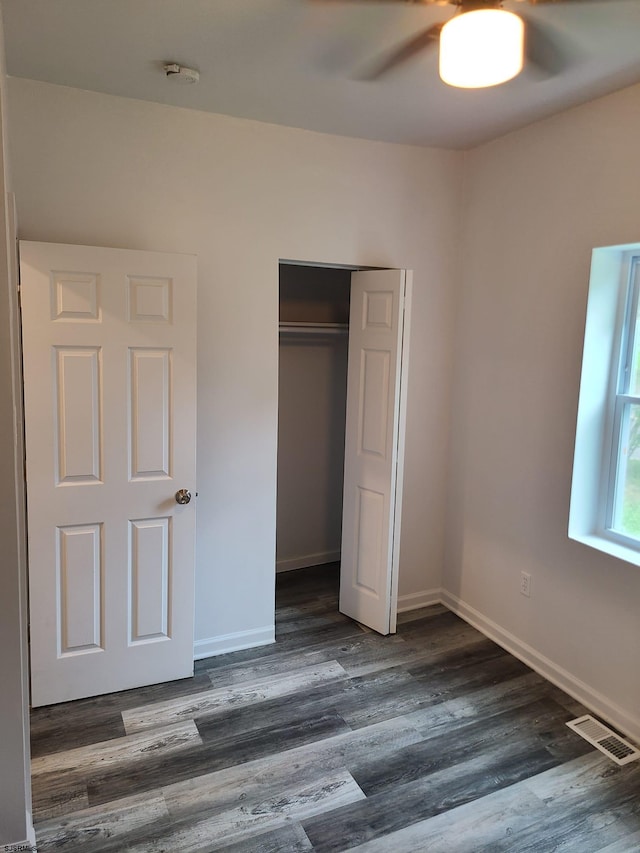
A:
[316,0,603,88]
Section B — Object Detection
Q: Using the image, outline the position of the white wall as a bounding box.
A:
[0,14,33,847]
[445,82,640,740]
[277,332,348,571]
[277,264,349,573]
[7,79,461,650]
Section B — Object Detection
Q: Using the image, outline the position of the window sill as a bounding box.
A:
[569,530,640,569]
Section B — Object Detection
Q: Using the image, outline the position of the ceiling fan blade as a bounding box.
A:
[363,22,443,80]
[311,1,451,5]
[518,0,632,4]
[521,13,568,77]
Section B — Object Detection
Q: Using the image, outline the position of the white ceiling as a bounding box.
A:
[3,0,640,149]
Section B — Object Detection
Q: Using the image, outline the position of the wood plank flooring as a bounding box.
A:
[30,563,640,852]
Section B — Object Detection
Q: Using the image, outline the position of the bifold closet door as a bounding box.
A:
[339,268,409,635]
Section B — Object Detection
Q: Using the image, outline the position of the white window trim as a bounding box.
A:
[569,243,640,567]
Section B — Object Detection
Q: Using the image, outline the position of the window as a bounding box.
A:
[607,257,640,545]
[569,244,640,566]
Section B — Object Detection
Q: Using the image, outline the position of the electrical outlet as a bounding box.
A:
[520,571,531,598]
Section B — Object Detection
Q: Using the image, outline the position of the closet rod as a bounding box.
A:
[279,322,348,335]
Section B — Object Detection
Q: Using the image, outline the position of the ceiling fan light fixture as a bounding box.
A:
[439,9,524,89]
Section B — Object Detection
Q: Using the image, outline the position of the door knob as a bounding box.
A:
[175,489,192,505]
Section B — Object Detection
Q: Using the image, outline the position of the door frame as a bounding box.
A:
[276,259,412,634]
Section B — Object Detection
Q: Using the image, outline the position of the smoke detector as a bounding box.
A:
[163,63,200,85]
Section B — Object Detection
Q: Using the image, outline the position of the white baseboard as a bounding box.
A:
[4,812,36,851]
[276,550,341,573]
[6,822,36,851]
[441,589,640,744]
[397,588,443,612]
[5,840,36,852]
[193,625,275,661]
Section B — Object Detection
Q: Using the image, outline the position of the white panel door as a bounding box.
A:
[339,269,409,635]
[20,241,197,707]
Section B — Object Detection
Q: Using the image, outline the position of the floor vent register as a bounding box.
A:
[566,715,640,766]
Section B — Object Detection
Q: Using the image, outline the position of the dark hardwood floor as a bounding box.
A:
[30,563,640,851]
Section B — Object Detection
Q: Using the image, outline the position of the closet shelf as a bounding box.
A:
[279,322,348,336]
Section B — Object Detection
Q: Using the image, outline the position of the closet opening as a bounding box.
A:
[277,260,412,636]
[276,263,351,604]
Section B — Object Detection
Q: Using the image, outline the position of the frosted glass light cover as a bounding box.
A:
[439,9,524,89]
